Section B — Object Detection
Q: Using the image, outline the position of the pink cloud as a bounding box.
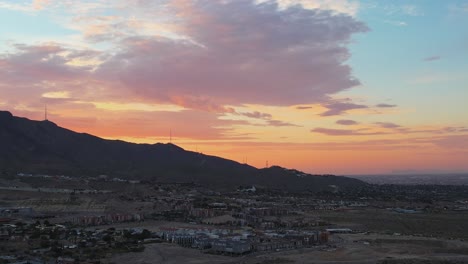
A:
[32,0,51,10]
[375,122,401,129]
[311,127,387,136]
[336,119,358,125]
[0,0,369,141]
[95,0,368,107]
[236,110,299,127]
[320,101,368,116]
[1,0,368,114]
[0,43,130,109]
[266,120,300,127]
[0,44,104,103]
[0,44,89,84]
[296,106,313,110]
[240,111,272,120]
[169,95,235,113]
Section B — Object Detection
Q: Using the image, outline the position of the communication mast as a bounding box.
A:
[44,105,48,121]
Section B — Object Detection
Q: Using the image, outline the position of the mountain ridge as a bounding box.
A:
[0,110,365,191]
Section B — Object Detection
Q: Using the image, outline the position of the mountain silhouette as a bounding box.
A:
[0,110,364,191]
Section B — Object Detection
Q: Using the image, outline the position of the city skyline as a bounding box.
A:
[1,0,467,174]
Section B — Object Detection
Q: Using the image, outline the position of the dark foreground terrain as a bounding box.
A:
[1,173,468,263]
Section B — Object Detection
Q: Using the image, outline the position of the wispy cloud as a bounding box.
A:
[0,1,36,12]
[382,4,424,17]
[448,3,468,15]
[336,119,358,125]
[375,122,401,129]
[401,5,423,16]
[320,101,368,116]
[376,103,397,108]
[296,106,313,110]
[311,127,386,136]
[423,56,441,62]
[237,110,299,127]
[240,111,272,120]
[383,20,407,27]
[267,120,300,127]
[260,0,360,16]
[32,0,51,10]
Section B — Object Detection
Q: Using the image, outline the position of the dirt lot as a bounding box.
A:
[315,209,468,240]
[104,234,468,264]
[105,243,232,264]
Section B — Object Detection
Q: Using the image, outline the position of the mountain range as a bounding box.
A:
[0,110,364,191]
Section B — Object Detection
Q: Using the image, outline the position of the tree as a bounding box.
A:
[138,229,151,240]
[40,239,50,248]
[103,234,112,244]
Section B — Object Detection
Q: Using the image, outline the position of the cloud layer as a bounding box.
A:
[94,0,368,107]
[1,0,368,110]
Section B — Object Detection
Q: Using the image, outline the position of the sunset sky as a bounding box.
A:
[1,0,467,175]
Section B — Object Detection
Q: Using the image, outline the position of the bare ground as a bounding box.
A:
[103,234,468,264]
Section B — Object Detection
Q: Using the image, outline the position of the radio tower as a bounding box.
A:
[44,105,48,121]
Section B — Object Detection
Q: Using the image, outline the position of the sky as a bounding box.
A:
[0,0,467,175]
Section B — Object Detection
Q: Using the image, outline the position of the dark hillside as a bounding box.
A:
[0,110,364,191]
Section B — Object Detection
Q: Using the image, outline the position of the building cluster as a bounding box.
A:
[157,227,328,255]
[71,213,144,226]
[143,187,371,230]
